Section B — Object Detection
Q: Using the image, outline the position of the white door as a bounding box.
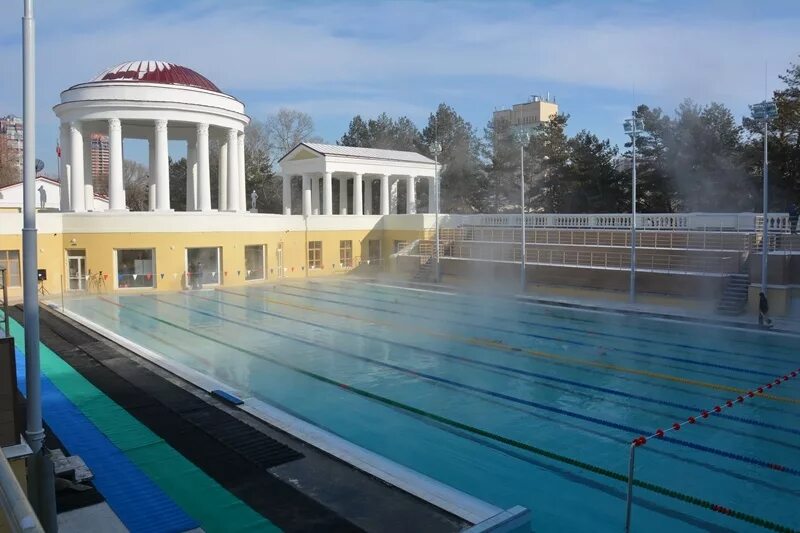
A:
[67,254,86,291]
[276,243,284,278]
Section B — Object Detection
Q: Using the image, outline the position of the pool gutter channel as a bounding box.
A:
[53,303,530,532]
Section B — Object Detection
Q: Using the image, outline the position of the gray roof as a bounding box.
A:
[287,143,435,164]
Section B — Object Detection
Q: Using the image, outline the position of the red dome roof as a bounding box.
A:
[92,61,221,93]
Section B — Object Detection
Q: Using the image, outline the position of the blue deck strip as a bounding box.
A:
[15,348,199,533]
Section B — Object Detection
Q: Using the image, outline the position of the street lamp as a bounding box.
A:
[515,130,531,292]
[623,113,644,303]
[749,99,778,299]
[430,141,442,283]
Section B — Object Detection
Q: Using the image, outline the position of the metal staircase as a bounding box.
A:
[716,249,751,316]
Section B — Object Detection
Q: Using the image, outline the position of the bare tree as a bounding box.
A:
[123,159,149,211]
[0,137,19,187]
[265,108,320,160]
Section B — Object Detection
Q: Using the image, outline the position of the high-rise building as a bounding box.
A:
[492,95,559,135]
[0,115,23,176]
[91,133,110,184]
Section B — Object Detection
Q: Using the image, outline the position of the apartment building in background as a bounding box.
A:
[0,115,23,177]
[492,94,559,135]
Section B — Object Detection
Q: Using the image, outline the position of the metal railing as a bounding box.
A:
[419,240,739,276]
[439,228,752,252]
[0,449,43,533]
[440,212,792,233]
[1,268,9,338]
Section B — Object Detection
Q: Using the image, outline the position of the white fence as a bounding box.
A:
[439,212,795,233]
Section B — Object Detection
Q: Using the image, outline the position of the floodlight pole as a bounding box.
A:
[761,114,769,295]
[430,142,442,283]
[516,131,530,293]
[750,99,777,297]
[623,114,641,304]
[22,0,43,455]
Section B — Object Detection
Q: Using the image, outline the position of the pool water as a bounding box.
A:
[63,280,800,532]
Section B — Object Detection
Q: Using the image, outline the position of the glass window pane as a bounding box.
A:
[308,241,322,269]
[245,245,265,280]
[339,240,352,268]
[0,250,21,287]
[116,249,155,288]
[187,247,220,286]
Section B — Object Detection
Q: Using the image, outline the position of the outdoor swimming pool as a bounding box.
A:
[62,280,800,532]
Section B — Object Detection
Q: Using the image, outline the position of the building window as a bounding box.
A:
[187,247,221,286]
[339,240,353,268]
[368,240,381,263]
[245,245,265,281]
[393,240,408,253]
[0,250,21,287]
[116,249,155,288]
[308,241,322,269]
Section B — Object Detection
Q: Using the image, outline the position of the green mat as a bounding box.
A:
[10,318,279,533]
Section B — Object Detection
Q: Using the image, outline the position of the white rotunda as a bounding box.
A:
[53,61,250,213]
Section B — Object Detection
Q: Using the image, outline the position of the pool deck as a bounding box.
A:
[11,304,475,533]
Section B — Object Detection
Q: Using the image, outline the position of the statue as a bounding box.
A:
[38,185,47,210]
[250,189,258,211]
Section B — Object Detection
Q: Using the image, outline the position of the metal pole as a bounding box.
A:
[22,0,44,454]
[434,154,440,283]
[2,269,9,338]
[630,125,637,303]
[624,443,636,533]
[22,4,57,530]
[520,143,526,292]
[761,118,769,295]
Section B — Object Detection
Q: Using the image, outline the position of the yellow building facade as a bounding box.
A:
[0,211,429,302]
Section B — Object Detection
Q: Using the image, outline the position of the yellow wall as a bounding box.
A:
[0,226,426,301]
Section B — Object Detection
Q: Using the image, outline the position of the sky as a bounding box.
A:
[1,0,799,173]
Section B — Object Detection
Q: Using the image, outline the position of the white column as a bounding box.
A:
[364,178,373,215]
[107,118,125,210]
[68,121,85,212]
[186,139,197,210]
[323,172,333,215]
[390,178,398,214]
[302,174,312,216]
[339,177,348,214]
[353,173,363,215]
[83,135,94,211]
[428,176,437,214]
[218,140,228,211]
[154,118,170,211]
[147,140,156,211]
[311,175,320,215]
[380,174,389,215]
[282,175,292,215]
[196,123,211,211]
[238,132,246,212]
[59,123,71,211]
[226,129,239,211]
[406,175,416,214]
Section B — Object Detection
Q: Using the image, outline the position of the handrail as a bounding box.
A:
[1,268,9,338]
[438,212,792,233]
[0,447,43,533]
[418,239,739,275]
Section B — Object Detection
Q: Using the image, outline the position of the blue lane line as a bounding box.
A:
[271,284,778,379]
[141,295,800,478]
[215,289,800,437]
[335,280,797,363]
[15,348,199,533]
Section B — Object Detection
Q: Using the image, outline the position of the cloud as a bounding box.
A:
[1,0,798,169]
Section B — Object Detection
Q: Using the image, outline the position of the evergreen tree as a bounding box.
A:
[421,104,488,213]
